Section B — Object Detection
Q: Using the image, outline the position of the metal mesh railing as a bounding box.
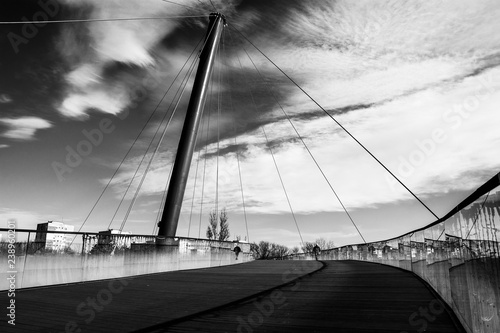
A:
[0,228,251,290]
[286,172,500,333]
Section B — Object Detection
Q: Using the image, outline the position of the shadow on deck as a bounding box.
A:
[0,260,465,333]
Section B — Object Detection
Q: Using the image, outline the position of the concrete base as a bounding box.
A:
[155,237,180,246]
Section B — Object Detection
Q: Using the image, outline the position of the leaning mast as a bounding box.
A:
[157,13,226,241]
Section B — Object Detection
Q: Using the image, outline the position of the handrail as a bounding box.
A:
[285,171,500,257]
[0,228,242,246]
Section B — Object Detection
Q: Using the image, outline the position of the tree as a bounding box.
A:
[218,208,230,241]
[271,244,290,259]
[302,238,335,253]
[206,208,230,241]
[250,241,290,260]
[314,238,336,250]
[206,225,214,240]
[250,241,271,259]
[302,242,316,254]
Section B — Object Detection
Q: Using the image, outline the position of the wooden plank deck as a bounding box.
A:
[139,261,466,333]
[0,260,465,333]
[0,261,321,333]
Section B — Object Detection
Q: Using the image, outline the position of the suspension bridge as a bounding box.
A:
[1,5,500,333]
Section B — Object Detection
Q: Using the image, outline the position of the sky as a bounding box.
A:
[1,0,500,248]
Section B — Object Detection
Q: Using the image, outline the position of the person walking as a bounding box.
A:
[233,244,241,260]
[313,244,321,261]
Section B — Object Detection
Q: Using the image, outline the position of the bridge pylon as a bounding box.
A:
[157,13,226,244]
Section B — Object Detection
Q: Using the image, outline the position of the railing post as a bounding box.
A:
[25,231,30,256]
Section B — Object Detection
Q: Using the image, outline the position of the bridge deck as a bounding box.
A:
[1,260,465,333]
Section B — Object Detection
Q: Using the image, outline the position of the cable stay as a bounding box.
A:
[107,45,200,232]
[106,19,220,234]
[224,32,250,243]
[161,0,201,12]
[229,24,440,222]
[187,65,219,237]
[187,132,205,237]
[215,38,222,223]
[261,125,305,248]
[232,42,305,248]
[208,0,218,12]
[239,43,367,244]
[0,15,209,25]
[202,38,224,233]
[229,96,250,243]
[197,70,216,238]
[153,162,174,235]
[68,35,205,246]
[118,56,199,233]
[185,17,225,238]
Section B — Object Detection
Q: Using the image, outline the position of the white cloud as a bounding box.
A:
[0,144,9,149]
[58,83,132,118]
[66,64,102,89]
[56,0,178,118]
[194,0,500,218]
[0,117,52,141]
[45,1,500,246]
[129,66,500,217]
[56,0,241,119]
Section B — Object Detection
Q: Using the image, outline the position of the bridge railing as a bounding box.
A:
[0,229,251,290]
[285,172,500,333]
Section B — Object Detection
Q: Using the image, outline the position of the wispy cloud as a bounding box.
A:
[58,82,132,118]
[59,1,500,219]
[201,0,500,216]
[3,1,499,247]
[0,117,52,141]
[242,1,500,112]
[55,0,241,118]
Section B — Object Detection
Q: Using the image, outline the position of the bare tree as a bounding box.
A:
[302,239,335,253]
[251,241,291,259]
[272,244,290,259]
[302,242,316,253]
[250,241,271,259]
[315,238,335,250]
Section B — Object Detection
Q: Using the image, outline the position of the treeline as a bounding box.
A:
[250,238,335,260]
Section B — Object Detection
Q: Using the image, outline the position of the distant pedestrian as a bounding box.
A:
[234,245,241,260]
[313,244,321,261]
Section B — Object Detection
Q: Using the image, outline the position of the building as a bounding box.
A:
[97,229,133,248]
[35,221,75,251]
